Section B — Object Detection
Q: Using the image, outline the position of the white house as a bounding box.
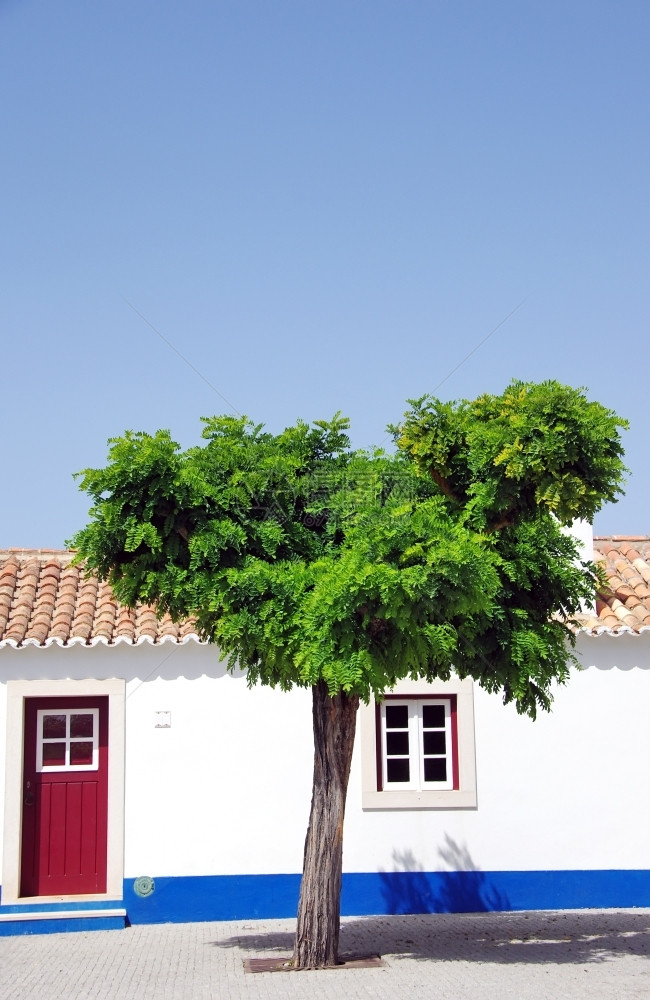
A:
[0,535,649,935]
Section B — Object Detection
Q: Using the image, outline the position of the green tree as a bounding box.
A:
[70,380,626,968]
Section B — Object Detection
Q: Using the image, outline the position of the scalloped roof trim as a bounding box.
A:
[3,627,648,650]
[579,625,650,637]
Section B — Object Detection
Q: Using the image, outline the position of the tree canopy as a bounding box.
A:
[71,379,627,718]
[71,378,627,968]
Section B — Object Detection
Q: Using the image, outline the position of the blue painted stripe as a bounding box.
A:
[123,869,650,926]
[341,869,650,915]
[124,874,302,925]
[3,870,649,934]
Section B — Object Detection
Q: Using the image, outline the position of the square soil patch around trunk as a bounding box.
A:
[243,954,385,973]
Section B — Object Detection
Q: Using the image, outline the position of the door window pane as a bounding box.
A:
[42,742,66,767]
[43,714,67,739]
[70,714,94,738]
[70,741,94,766]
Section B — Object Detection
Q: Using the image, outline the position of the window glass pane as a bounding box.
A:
[42,714,67,739]
[42,742,66,766]
[386,758,410,782]
[386,731,409,756]
[424,757,447,782]
[423,731,446,755]
[422,704,446,728]
[70,713,94,738]
[385,705,408,729]
[70,741,94,766]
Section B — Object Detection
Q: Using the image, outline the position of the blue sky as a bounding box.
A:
[1,0,647,547]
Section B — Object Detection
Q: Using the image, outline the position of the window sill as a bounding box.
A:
[362,787,477,810]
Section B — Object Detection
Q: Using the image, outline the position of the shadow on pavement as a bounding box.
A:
[209,909,650,966]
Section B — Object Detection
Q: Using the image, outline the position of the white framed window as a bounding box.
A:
[360,677,477,809]
[380,698,455,791]
[36,708,100,772]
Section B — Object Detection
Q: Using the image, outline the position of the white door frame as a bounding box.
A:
[2,678,125,904]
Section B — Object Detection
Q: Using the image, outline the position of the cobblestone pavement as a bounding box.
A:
[1,910,649,1000]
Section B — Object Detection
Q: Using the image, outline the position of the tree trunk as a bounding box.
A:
[292,680,360,969]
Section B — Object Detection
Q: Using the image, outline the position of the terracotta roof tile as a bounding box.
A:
[1,539,649,648]
[0,550,200,647]
[581,536,650,634]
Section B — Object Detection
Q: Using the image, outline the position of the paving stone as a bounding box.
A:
[1,910,649,1000]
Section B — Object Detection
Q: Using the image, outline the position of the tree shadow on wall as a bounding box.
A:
[378,836,510,915]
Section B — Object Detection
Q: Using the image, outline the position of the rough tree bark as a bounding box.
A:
[292,679,360,969]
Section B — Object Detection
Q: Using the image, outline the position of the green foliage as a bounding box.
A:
[70,381,627,718]
[397,380,628,528]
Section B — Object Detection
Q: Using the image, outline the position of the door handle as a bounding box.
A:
[24,781,34,807]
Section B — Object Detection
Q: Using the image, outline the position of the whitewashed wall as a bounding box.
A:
[0,632,648,882]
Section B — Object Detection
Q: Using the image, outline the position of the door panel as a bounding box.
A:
[21,697,108,896]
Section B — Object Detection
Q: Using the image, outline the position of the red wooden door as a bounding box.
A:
[20,697,108,896]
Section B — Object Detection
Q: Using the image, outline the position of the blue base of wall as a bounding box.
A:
[0,899,127,936]
[2,871,650,934]
[122,869,650,926]
[0,915,126,936]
